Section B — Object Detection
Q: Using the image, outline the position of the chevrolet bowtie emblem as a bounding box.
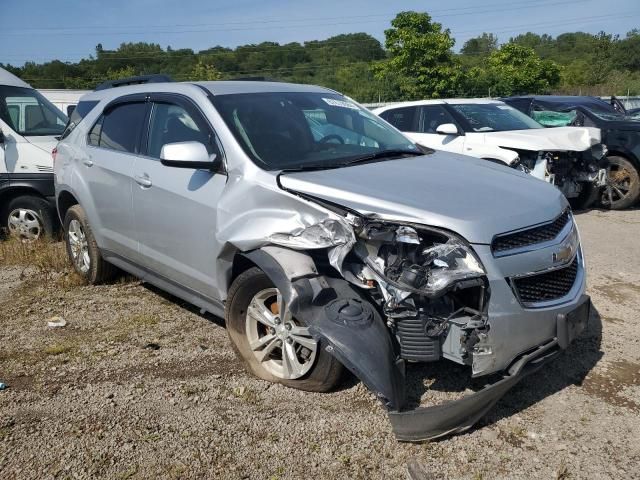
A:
[553,243,574,264]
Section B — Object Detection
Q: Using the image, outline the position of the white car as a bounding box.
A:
[374,99,609,208]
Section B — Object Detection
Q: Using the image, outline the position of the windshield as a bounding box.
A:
[0,86,67,136]
[581,102,627,121]
[211,92,418,170]
[450,103,544,132]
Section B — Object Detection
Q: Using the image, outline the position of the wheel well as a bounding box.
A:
[607,150,640,172]
[0,187,47,217]
[57,190,79,223]
[230,253,258,284]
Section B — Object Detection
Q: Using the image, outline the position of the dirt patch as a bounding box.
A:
[582,360,640,412]
[594,281,640,305]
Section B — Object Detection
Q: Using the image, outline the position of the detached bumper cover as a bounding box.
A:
[390,295,590,442]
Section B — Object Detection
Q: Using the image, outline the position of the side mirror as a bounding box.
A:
[160,141,220,170]
[67,105,76,117]
[435,123,459,136]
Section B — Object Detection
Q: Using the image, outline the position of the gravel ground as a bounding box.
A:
[1,209,639,479]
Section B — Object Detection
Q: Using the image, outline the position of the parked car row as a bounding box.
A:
[374,96,640,210]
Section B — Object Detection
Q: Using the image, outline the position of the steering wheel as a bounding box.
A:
[319,134,345,144]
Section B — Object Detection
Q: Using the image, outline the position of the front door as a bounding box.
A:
[131,94,227,300]
[408,105,466,154]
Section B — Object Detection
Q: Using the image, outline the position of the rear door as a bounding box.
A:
[131,93,227,299]
[83,95,148,260]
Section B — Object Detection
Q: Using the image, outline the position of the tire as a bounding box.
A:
[63,205,116,284]
[601,156,640,210]
[225,267,343,392]
[569,183,601,210]
[5,195,56,241]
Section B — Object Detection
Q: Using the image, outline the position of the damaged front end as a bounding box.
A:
[513,144,609,200]
[247,207,586,441]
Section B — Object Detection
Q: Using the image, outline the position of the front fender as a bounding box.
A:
[242,247,407,410]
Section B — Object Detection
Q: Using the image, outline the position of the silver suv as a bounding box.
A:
[54,79,590,441]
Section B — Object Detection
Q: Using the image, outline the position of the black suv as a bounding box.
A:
[503,95,640,209]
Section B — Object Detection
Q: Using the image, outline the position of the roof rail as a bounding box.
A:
[94,74,173,91]
[229,76,279,82]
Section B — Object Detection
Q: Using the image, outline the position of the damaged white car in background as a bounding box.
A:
[374,99,608,209]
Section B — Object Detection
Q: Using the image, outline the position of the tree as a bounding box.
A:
[469,43,561,96]
[187,60,222,81]
[461,33,498,56]
[374,11,460,99]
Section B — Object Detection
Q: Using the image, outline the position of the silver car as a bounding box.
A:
[54,78,590,441]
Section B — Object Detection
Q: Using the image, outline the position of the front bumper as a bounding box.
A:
[389,294,589,441]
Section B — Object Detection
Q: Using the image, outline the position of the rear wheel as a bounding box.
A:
[601,156,640,210]
[225,267,343,392]
[63,205,116,284]
[5,195,55,241]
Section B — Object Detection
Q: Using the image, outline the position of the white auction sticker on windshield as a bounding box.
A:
[323,98,359,110]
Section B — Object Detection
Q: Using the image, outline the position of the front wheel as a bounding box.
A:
[601,156,640,210]
[225,267,343,392]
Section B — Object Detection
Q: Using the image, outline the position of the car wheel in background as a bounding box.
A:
[602,156,640,210]
[5,195,55,242]
[225,267,343,392]
[63,205,116,284]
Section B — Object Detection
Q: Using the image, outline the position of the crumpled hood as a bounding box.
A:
[279,151,567,244]
[25,135,59,155]
[480,126,601,152]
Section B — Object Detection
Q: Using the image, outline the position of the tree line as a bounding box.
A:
[3,11,639,103]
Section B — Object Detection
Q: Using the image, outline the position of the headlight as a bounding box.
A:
[355,223,485,297]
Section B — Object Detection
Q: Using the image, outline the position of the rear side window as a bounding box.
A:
[419,105,457,133]
[88,102,147,153]
[379,106,418,132]
[61,100,99,140]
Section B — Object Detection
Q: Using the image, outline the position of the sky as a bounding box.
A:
[1,0,639,66]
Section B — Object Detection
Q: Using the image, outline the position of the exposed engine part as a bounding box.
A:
[512,146,608,198]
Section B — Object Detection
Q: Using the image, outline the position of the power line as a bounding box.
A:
[2,11,631,65]
[0,0,590,35]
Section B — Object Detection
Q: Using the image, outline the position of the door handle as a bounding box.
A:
[82,158,93,167]
[135,174,152,188]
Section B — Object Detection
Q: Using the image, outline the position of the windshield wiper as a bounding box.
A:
[342,148,424,166]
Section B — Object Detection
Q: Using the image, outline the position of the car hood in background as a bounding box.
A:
[26,135,60,155]
[279,151,567,244]
[478,126,601,152]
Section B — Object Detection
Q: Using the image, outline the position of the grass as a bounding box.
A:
[43,342,76,356]
[0,236,67,271]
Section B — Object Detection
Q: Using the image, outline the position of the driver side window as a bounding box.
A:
[147,101,220,159]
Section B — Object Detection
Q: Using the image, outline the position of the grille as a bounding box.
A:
[492,209,571,254]
[396,317,441,362]
[36,165,54,173]
[512,256,579,305]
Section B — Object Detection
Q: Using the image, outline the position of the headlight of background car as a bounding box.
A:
[356,223,486,297]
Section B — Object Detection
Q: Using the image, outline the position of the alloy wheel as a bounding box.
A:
[245,287,318,380]
[68,219,90,273]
